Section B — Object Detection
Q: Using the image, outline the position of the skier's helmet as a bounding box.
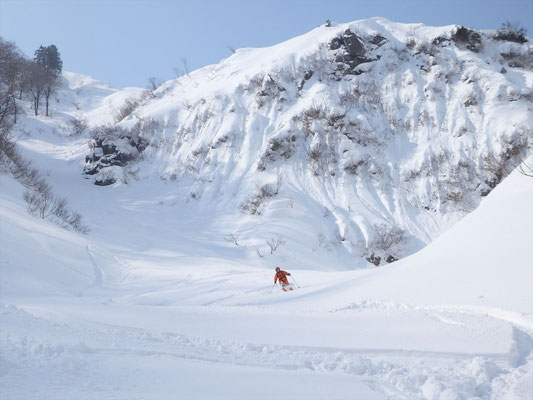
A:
[275,266,280,271]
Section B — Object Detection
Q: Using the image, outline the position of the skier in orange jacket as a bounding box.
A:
[274,266,293,291]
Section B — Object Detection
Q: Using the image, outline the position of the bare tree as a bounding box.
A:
[17,59,33,100]
[0,92,14,129]
[346,200,353,211]
[43,71,60,117]
[182,99,192,110]
[266,235,286,254]
[147,77,160,91]
[23,189,53,218]
[172,66,183,78]
[224,233,241,247]
[180,57,190,77]
[369,224,405,253]
[518,156,533,177]
[0,38,24,126]
[316,233,333,251]
[27,63,47,116]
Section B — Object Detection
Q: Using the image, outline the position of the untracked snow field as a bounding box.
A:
[1,131,532,399]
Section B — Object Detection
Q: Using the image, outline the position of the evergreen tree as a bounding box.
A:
[33,44,63,116]
[34,44,63,75]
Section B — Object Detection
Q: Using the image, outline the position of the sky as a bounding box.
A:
[1,0,532,88]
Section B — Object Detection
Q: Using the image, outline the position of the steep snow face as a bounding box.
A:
[83,18,532,268]
[10,19,529,270]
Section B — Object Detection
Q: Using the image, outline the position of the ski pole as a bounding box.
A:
[269,283,275,293]
[291,276,300,288]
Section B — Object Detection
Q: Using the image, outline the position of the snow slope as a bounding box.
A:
[1,158,532,398]
[1,17,533,400]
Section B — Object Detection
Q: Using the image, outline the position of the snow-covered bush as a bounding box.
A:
[343,159,366,175]
[493,22,528,44]
[254,74,286,108]
[257,134,297,170]
[239,183,276,215]
[416,41,438,56]
[1,132,89,232]
[432,35,450,46]
[94,166,121,186]
[67,115,88,137]
[296,104,328,136]
[452,26,482,52]
[306,145,324,176]
[366,224,406,265]
[114,96,140,122]
[240,174,282,215]
[23,190,88,233]
[305,43,333,81]
[500,48,533,69]
[482,130,531,191]
[0,131,18,171]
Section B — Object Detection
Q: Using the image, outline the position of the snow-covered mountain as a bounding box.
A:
[1,18,533,399]
[75,18,532,268]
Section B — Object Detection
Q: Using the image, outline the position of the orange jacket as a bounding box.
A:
[274,270,291,284]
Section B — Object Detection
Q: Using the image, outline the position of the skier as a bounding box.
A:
[274,266,293,292]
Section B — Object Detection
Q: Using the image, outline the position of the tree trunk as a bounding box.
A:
[12,96,17,124]
[45,94,49,117]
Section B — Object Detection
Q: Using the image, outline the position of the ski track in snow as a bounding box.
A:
[86,245,103,286]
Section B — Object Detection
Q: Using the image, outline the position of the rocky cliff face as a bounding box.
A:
[82,18,532,267]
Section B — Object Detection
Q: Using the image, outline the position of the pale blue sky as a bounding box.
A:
[1,0,532,88]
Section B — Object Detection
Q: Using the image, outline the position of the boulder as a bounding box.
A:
[342,29,366,58]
